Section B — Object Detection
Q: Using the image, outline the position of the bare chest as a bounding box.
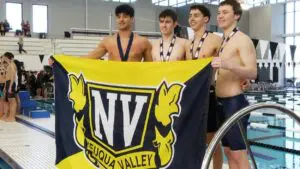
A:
[187,39,217,60]
[107,40,145,61]
[152,41,185,61]
[218,40,240,62]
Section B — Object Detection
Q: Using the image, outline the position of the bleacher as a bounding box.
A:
[0,32,52,56]
[54,35,102,56]
[0,29,160,65]
[0,33,107,69]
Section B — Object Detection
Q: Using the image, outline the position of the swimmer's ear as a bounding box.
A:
[174,21,178,27]
[204,16,209,24]
[131,17,135,24]
[234,14,241,21]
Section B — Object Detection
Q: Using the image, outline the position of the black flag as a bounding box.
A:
[270,42,278,60]
[39,55,45,63]
[252,39,259,48]
[290,45,296,61]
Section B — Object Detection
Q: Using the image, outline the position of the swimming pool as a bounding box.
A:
[28,90,300,169]
[0,158,12,169]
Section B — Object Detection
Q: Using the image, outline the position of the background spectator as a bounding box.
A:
[18,33,27,54]
[28,71,37,97]
[0,22,5,36]
[4,19,10,33]
[23,21,31,37]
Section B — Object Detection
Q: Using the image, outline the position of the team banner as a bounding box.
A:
[54,55,212,169]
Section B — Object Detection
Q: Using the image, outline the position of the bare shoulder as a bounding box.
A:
[176,37,188,46]
[99,35,114,47]
[135,34,150,43]
[136,35,152,50]
[151,38,160,46]
[103,35,114,43]
[209,33,222,42]
[236,31,253,45]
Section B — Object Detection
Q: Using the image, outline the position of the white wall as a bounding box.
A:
[0,0,285,41]
[271,4,284,43]
[15,54,52,71]
[249,5,272,40]
[0,0,167,38]
[176,4,250,35]
[249,4,284,43]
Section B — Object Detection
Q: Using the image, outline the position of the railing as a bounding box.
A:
[201,103,300,169]
[70,28,161,38]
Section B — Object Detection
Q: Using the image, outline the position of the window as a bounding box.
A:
[296,1,300,11]
[152,0,292,7]
[285,12,294,34]
[284,0,299,92]
[187,0,195,4]
[177,0,186,3]
[112,0,136,2]
[169,0,177,6]
[295,36,300,64]
[159,0,168,6]
[211,0,220,5]
[6,2,22,31]
[285,37,294,45]
[286,2,294,12]
[295,36,300,46]
[296,12,300,33]
[32,5,48,33]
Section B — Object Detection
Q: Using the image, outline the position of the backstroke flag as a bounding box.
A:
[54,55,212,169]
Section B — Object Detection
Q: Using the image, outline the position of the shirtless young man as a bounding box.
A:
[151,9,186,61]
[84,4,152,61]
[47,4,152,65]
[2,52,18,122]
[0,56,7,119]
[186,5,223,169]
[212,0,257,168]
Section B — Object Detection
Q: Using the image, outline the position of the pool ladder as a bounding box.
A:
[201,103,300,169]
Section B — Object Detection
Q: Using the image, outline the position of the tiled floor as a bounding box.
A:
[0,120,56,169]
[17,114,55,133]
[0,114,230,169]
[1,90,300,169]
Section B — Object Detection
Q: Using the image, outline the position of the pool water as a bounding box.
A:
[0,158,12,169]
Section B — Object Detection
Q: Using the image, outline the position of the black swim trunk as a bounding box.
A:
[5,80,16,98]
[216,94,249,150]
[0,83,4,97]
[207,86,220,133]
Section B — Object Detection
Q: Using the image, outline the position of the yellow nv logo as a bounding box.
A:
[154,82,184,168]
[68,73,184,169]
[68,73,86,148]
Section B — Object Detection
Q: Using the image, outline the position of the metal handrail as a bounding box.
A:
[201,103,300,169]
[237,120,258,169]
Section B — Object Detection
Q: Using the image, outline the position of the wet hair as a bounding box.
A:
[190,4,211,22]
[219,0,243,21]
[115,4,134,17]
[159,9,178,22]
[4,52,14,60]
